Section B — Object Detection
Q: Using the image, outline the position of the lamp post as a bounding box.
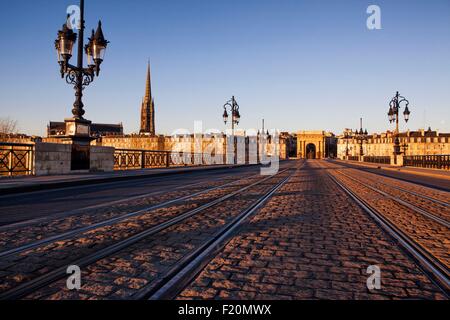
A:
[55,0,109,145]
[354,118,369,159]
[222,96,241,164]
[388,91,411,164]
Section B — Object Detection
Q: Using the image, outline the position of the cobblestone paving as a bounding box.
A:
[325,164,449,268]
[336,167,450,221]
[0,170,277,294]
[0,171,260,251]
[178,160,446,300]
[23,170,294,299]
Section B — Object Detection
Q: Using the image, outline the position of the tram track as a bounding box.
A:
[320,161,449,296]
[334,169,450,228]
[0,165,279,254]
[142,172,293,300]
[0,172,252,232]
[328,159,450,193]
[0,170,261,258]
[0,163,299,300]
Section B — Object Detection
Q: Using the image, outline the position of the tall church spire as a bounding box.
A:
[140,61,155,135]
[145,61,151,100]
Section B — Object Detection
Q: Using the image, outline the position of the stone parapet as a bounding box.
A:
[34,142,71,176]
[33,143,115,176]
[90,146,115,172]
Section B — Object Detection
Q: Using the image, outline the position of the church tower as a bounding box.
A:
[140,62,155,135]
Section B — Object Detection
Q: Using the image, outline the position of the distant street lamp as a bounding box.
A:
[354,118,369,157]
[222,96,241,135]
[55,0,109,143]
[388,91,411,163]
[222,96,241,164]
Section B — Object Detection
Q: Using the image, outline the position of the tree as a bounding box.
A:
[0,117,18,135]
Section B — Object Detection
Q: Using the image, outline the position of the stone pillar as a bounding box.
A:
[318,141,321,159]
[90,146,115,172]
[303,141,306,159]
[34,142,71,176]
[298,141,302,158]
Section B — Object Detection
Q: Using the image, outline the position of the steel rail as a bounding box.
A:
[325,167,449,297]
[341,167,450,208]
[139,169,296,300]
[0,164,297,300]
[0,170,266,259]
[335,169,450,228]
[374,181,449,208]
[327,159,450,193]
[0,169,260,232]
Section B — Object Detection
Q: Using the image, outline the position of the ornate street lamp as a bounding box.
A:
[354,118,369,158]
[85,22,109,76]
[223,96,241,136]
[55,23,77,71]
[223,96,240,130]
[388,91,411,163]
[55,0,109,144]
[222,96,241,164]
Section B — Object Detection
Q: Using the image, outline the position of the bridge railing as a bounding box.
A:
[113,149,231,170]
[404,155,450,170]
[0,142,34,176]
[363,156,391,165]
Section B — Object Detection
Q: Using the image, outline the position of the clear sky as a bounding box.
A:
[0,0,449,136]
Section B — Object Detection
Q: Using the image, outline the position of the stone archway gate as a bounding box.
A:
[297,131,327,159]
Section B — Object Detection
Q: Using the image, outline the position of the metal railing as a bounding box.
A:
[404,155,450,170]
[114,149,232,170]
[363,156,391,165]
[0,142,34,176]
[0,145,270,175]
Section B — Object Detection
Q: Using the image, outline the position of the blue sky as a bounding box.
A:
[0,0,449,136]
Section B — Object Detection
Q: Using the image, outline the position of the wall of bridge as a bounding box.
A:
[98,135,287,160]
[1,134,288,176]
[34,142,72,176]
[30,143,113,176]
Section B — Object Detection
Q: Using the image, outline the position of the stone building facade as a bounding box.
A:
[0,134,41,144]
[337,128,450,159]
[47,122,123,138]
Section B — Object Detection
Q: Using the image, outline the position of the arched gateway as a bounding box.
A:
[297,131,329,159]
[306,143,316,159]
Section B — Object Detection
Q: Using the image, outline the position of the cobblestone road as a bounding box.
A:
[22,169,294,299]
[0,168,288,294]
[324,162,449,269]
[0,160,447,300]
[179,160,447,300]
